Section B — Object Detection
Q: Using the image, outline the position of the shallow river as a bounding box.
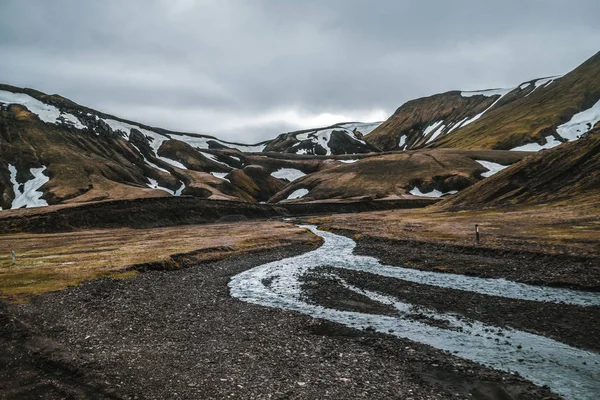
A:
[229,225,600,400]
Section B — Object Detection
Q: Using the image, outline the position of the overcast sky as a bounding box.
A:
[1,0,599,143]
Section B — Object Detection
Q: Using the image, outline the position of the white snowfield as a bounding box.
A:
[210,172,230,182]
[398,134,407,148]
[511,99,600,151]
[425,122,446,144]
[446,117,469,134]
[475,160,510,177]
[7,164,49,209]
[147,178,177,195]
[0,90,86,129]
[201,152,232,168]
[338,159,359,164]
[556,99,600,141]
[422,120,443,136]
[270,168,306,181]
[510,136,562,152]
[409,187,457,198]
[286,188,309,199]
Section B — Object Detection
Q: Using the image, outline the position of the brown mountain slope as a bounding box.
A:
[366,51,600,151]
[0,104,168,208]
[436,129,600,210]
[365,92,498,151]
[436,51,600,150]
[0,102,271,207]
[268,149,528,202]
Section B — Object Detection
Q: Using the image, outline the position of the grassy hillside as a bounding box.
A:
[436,129,600,210]
[366,51,600,151]
[269,149,528,202]
[366,92,497,151]
[436,51,600,150]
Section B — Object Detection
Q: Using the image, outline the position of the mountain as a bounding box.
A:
[0,84,530,210]
[366,51,600,152]
[267,149,527,202]
[436,128,600,210]
[1,52,598,211]
[263,122,381,155]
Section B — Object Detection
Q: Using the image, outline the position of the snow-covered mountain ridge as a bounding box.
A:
[367,51,599,152]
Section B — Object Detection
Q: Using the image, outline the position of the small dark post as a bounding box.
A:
[475,224,480,244]
[11,251,16,265]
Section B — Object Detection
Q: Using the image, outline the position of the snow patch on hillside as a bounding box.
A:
[147,179,185,196]
[426,123,446,144]
[510,100,600,152]
[447,117,468,134]
[103,119,186,168]
[510,136,562,151]
[338,159,359,164]
[159,157,187,169]
[147,178,177,195]
[524,75,563,97]
[475,160,509,177]
[129,142,170,173]
[8,164,49,209]
[174,182,185,196]
[210,172,230,182]
[459,89,512,129]
[423,120,444,136]
[201,152,232,168]
[271,168,306,181]
[556,99,600,141]
[398,135,407,149]
[0,90,86,129]
[409,187,457,198]
[287,188,309,199]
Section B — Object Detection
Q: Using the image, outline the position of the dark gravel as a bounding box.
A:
[302,266,600,352]
[350,234,600,291]
[1,242,558,400]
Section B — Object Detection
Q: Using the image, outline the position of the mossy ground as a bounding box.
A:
[0,221,315,302]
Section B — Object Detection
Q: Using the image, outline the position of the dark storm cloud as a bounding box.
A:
[1,0,599,142]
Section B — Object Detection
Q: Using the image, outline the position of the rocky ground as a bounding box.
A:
[2,230,584,399]
[350,234,600,291]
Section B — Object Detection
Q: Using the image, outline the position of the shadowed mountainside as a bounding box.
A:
[436,129,600,210]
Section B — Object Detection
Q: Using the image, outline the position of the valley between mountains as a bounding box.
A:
[0,52,599,400]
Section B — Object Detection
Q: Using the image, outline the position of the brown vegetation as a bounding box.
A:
[0,220,316,302]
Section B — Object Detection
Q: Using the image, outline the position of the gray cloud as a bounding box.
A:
[1,0,599,142]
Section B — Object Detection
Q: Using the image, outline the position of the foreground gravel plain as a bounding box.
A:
[1,231,581,399]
